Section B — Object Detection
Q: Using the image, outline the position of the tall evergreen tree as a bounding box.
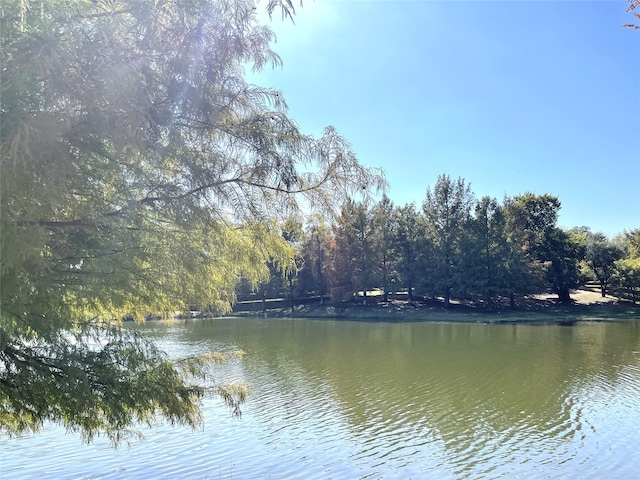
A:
[372,195,396,302]
[460,197,511,309]
[394,203,425,302]
[422,175,474,307]
[298,217,332,304]
[330,200,377,302]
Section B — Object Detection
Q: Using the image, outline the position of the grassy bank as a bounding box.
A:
[230,289,640,324]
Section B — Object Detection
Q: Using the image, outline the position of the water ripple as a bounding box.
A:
[3,320,640,479]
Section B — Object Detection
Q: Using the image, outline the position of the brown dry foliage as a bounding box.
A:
[624,0,640,29]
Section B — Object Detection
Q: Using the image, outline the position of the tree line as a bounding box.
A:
[246,174,640,308]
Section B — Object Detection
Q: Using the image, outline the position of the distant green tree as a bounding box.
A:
[422,175,474,307]
[612,228,640,303]
[282,217,305,314]
[249,218,304,310]
[500,199,545,307]
[503,193,572,300]
[505,193,561,252]
[613,258,640,303]
[539,228,585,302]
[393,203,425,302]
[372,195,396,302]
[617,228,640,258]
[584,232,624,297]
[0,0,384,443]
[253,255,291,305]
[298,217,332,304]
[460,197,512,309]
[330,200,378,302]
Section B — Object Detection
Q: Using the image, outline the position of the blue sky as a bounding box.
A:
[248,0,640,237]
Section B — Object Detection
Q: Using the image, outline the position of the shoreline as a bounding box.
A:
[228,289,640,324]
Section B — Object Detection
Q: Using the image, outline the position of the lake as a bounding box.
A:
[2,318,639,479]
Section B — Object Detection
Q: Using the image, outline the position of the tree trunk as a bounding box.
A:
[600,283,606,297]
[557,288,572,303]
[510,292,516,309]
[444,286,451,309]
[290,279,294,317]
[485,293,493,311]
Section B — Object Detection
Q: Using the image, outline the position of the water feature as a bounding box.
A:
[2,318,639,479]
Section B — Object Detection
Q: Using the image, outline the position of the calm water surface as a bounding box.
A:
[2,318,640,479]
